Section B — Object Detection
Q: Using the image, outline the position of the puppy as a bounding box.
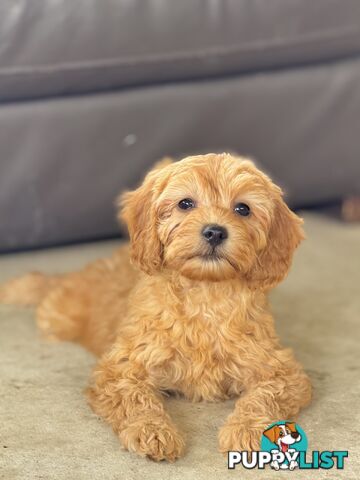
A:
[0,153,312,462]
[263,422,301,470]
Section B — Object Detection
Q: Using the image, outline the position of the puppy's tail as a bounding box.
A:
[0,272,63,306]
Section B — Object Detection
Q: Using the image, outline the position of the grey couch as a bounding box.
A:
[1,0,360,251]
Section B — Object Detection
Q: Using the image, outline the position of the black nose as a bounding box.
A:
[202,224,228,247]
[291,432,300,439]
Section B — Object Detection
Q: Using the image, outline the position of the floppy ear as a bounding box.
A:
[286,422,297,432]
[118,158,173,274]
[246,190,304,290]
[263,425,278,443]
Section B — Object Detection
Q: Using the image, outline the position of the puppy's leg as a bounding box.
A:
[218,357,311,453]
[87,345,185,462]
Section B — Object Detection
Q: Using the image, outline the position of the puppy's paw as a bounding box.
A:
[218,421,262,454]
[120,415,185,462]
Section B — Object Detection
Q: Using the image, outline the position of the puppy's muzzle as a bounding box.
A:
[202,224,228,247]
[291,432,300,439]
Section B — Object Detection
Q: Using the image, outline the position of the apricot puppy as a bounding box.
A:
[0,153,311,461]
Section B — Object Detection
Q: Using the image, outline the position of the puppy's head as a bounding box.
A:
[263,423,301,452]
[120,153,303,289]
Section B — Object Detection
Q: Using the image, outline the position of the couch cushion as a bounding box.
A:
[1,0,360,102]
[1,55,360,251]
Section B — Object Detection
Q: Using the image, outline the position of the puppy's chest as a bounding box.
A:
[154,303,250,400]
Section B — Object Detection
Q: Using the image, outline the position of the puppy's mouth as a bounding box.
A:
[196,252,221,261]
[173,248,241,281]
[188,249,223,262]
[279,440,289,453]
[188,250,238,270]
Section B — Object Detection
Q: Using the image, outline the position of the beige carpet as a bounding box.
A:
[0,212,359,479]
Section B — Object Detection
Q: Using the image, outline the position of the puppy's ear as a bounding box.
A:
[286,422,297,432]
[118,158,172,274]
[247,189,304,290]
[263,425,278,443]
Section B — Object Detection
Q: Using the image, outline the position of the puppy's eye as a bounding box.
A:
[178,198,195,210]
[234,202,250,217]
[279,431,284,437]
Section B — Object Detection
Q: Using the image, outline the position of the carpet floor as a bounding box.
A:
[0,212,359,479]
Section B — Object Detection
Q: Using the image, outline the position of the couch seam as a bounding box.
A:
[0,26,359,77]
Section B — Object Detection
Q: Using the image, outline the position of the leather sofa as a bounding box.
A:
[1,0,360,250]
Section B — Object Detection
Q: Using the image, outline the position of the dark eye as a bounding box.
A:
[234,202,250,217]
[279,431,284,437]
[178,198,195,210]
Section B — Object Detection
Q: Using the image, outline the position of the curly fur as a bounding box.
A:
[0,153,311,461]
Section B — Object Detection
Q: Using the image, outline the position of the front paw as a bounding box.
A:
[120,415,185,462]
[218,421,262,454]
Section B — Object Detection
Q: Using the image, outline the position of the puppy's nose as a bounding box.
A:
[202,224,228,247]
[291,432,300,439]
